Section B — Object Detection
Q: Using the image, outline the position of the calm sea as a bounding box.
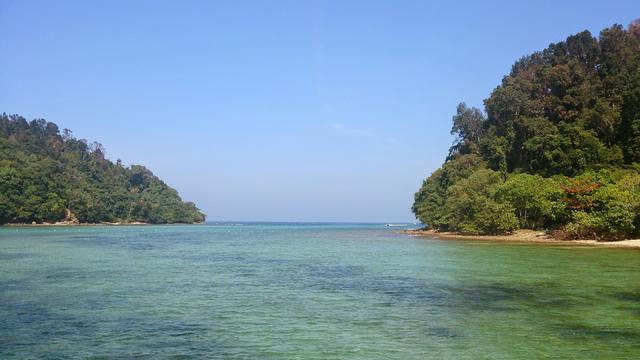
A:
[1,223,639,359]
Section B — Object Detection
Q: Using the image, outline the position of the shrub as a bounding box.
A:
[445,169,517,235]
[495,173,565,229]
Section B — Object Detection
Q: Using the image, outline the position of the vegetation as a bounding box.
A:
[0,114,205,224]
[413,20,640,240]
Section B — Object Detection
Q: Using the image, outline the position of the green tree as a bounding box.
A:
[412,20,640,240]
[0,114,205,225]
[449,103,485,158]
[495,174,565,229]
[445,169,518,235]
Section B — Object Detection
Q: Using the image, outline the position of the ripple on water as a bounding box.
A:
[1,225,640,359]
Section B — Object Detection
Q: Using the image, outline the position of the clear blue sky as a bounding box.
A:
[1,1,638,222]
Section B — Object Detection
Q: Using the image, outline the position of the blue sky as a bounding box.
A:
[1,1,638,222]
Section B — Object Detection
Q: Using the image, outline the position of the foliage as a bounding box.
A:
[448,103,485,158]
[562,172,640,239]
[412,20,640,239]
[412,154,485,230]
[0,114,205,224]
[495,174,565,229]
[445,169,518,235]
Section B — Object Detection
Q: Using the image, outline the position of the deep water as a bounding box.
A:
[1,223,639,359]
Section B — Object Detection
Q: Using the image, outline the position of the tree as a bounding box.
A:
[0,114,206,224]
[412,20,640,240]
[445,169,517,235]
[449,103,485,158]
[413,154,485,229]
[495,174,565,229]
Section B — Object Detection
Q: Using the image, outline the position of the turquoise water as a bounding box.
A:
[1,223,639,359]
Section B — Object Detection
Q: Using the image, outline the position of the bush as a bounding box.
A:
[474,200,519,235]
[412,154,485,229]
[563,181,638,240]
[495,173,565,229]
[445,168,517,235]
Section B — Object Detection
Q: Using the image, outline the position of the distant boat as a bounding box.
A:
[384,224,406,227]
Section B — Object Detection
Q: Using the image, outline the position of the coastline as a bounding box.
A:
[401,229,640,248]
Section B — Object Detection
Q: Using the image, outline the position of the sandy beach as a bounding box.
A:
[402,229,640,248]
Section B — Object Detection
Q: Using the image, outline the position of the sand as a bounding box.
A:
[402,229,640,248]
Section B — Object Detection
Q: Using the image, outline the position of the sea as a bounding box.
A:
[1,223,639,359]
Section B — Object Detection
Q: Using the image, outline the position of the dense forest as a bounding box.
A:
[0,114,205,224]
[412,20,640,240]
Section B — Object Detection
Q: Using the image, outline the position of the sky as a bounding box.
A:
[1,1,638,222]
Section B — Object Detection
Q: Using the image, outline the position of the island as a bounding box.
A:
[0,114,205,225]
[412,20,640,241]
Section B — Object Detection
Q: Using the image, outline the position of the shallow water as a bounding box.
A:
[1,223,639,359]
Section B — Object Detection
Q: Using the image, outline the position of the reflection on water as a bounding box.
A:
[1,223,639,359]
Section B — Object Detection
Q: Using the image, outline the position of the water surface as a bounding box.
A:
[1,223,639,359]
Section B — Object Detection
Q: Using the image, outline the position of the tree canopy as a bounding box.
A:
[413,21,640,240]
[0,114,205,224]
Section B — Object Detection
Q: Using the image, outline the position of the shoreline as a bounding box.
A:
[401,229,640,248]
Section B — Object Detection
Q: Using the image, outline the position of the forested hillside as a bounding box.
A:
[412,20,640,239]
[0,114,205,224]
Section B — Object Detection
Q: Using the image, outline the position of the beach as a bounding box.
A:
[402,229,640,248]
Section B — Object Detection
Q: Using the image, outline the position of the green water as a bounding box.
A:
[1,223,639,359]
